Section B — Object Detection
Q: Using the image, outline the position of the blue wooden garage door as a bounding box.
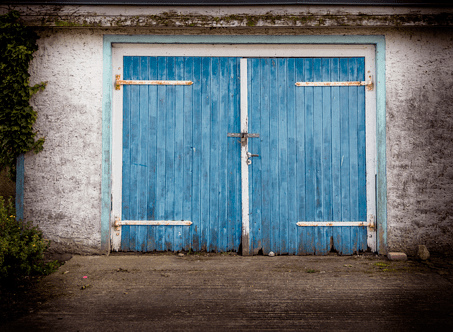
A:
[121,56,367,255]
[248,58,367,255]
[121,56,242,252]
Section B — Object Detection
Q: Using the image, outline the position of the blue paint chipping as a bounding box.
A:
[102,35,386,253]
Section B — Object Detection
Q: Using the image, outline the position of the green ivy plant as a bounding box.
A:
[0,10,46,182]
[0,196,59,283]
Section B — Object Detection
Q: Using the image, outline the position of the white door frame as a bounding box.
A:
[110,44,377,252]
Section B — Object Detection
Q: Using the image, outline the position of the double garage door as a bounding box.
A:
[111,45,376,255]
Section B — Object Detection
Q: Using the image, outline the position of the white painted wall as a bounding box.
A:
[24,25,453,255]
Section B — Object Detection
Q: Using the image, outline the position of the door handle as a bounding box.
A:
[247,152,259,165]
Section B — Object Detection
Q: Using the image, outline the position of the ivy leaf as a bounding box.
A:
[0,10,45,181]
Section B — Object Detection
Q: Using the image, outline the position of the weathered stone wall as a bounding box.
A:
[385,28,453,256]
[26,29,104,254]
[19,17,453,255]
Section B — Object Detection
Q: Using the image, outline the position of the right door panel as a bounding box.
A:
[248,57,367,255]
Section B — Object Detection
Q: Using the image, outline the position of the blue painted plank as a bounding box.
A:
[174,57,185,251]
[191,57,202,251]
[295,58,306,255]
[127,56,141,251]
[219,57,229,252]
[278,58,287,254]
[249,58,262,254]
[313,58,325,255]
[183,57,194,251]
[339,58,351,255]
[269,58,279,254]
[259,58,271,255]
[277,58,288,254]
[164,57,176,250]
[227,57,240,251]
[200,57,211,251]
[286,58,298,255]
[317,58,333,255]
[135,56,149,251]
[121,57,132,251]
[349,58,360,254]
[155,56,168,251]
[357,57,367,251]
[146,57,158,251]
[209,57,220,252]
[304,58,315,254]
[330,58,342,253]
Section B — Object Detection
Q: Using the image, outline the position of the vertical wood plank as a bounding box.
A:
[277,58,288,254]
[304,58,315,254]
[209,57,220,252]
[201,57,211,251]
[249,58,262,254]
[349,58,360,254]
[155,56,167,251]
[182,57,193,251]
[164,57,176,251]
[135,56,149,251]
[318,58,332,255]
[219,57,229,252]
[128,56,140,251]
[269,58,279,254]
[287,58,298,255]
[191,57,202,251]
[260,58,271,255]
[121,57,133,251]
[331,58,342,253]
[174,57,185,251]
[146,57,158,251]
[339,58,351,255]
[313,58,324,254]
[295,58,306,255]
[357,57,367,251]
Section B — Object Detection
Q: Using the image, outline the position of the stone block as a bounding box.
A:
[387,252,408,261]
[417,245,430,260]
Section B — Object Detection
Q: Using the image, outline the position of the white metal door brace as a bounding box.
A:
[295,75,374,91]
[297,215,375,231]
[115,75,193,90]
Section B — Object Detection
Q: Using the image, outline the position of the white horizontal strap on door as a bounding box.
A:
[116,220,193,226]
[115,75,193,90]
[296,221,369,227]
[295,75,373,90]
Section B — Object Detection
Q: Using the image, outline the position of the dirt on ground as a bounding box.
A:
[2,252,453,331]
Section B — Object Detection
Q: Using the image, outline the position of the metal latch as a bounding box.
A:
[227,133,260,138]
[227,132,260,143]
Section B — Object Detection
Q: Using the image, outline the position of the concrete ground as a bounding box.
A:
[3,252,453,331]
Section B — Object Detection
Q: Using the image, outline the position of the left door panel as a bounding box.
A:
[121,56,242,252]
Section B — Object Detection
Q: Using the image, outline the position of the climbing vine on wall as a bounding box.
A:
[0,10,46,182]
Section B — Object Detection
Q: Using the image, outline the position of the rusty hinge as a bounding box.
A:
[368,215,376,230]
[115,75,193,90]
